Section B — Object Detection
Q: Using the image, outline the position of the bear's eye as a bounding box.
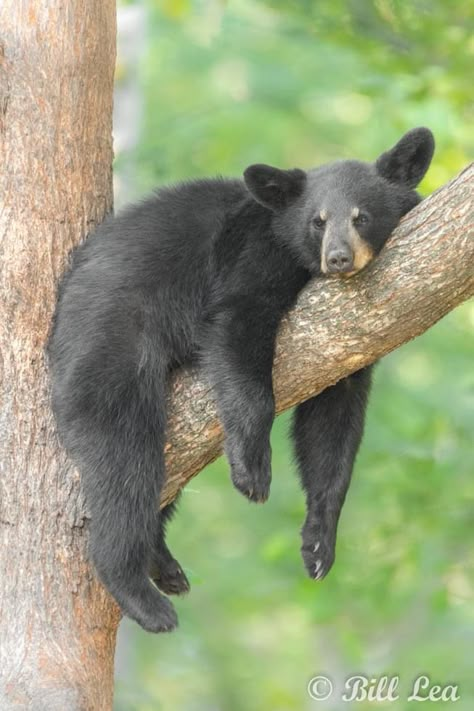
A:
[312,216,326,230]
[353,212,369,226]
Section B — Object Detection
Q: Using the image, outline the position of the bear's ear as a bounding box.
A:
[244,164,306,211]
[375,127,435,189]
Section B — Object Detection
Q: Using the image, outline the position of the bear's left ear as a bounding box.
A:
[244,164,306,211]
[375,127,435,189]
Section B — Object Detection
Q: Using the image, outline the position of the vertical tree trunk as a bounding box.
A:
[0,2,118,709]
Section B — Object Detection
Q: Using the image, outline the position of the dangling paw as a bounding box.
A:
[301,517,336,581]
[150,552,190,596]
[228,443,272,503]
[230,461,271,503]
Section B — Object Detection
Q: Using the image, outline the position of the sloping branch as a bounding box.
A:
[162,164,474,506]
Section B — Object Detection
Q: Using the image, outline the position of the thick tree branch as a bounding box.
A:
[162,164,474,505]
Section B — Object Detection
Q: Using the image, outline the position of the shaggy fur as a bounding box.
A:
[48,128,434,632]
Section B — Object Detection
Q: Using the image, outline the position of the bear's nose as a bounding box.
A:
[326,248,353,273]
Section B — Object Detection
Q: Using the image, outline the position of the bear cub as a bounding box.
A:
[48,128,434,633]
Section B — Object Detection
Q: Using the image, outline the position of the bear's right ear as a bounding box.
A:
[244,164,306,211]
[375,127,435,189]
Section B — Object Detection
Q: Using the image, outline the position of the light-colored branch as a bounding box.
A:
[162,164,474,505]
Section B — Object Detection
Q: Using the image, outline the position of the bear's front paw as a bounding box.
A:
[301,518,336,581]
[230,460,271,503]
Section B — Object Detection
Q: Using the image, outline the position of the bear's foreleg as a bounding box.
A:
[203,297,282,503]
[292,366,373,580]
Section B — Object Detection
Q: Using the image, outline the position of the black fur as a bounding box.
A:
[293,367,373,580]
[47,128,434,632]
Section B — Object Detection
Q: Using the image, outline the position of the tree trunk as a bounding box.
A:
[0,2,117,710]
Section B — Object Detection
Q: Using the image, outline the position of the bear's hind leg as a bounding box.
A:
[70,366,179,632]
[149,498,190,596]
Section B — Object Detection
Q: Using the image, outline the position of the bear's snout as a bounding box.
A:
[326,246,354,274]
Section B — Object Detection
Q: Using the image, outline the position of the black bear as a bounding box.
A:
[48,128,434,633]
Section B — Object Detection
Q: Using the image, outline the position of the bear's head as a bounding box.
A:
[244,127,434,276]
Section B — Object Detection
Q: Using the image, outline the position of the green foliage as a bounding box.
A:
[116,0,473,199]
[114,2,473,708]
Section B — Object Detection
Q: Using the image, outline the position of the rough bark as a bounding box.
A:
[161,164,474,505]
[0,2,117,710]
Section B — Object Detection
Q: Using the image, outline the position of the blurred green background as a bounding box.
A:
[113,1,474,709]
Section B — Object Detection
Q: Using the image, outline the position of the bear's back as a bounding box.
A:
[48,177,250,385]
